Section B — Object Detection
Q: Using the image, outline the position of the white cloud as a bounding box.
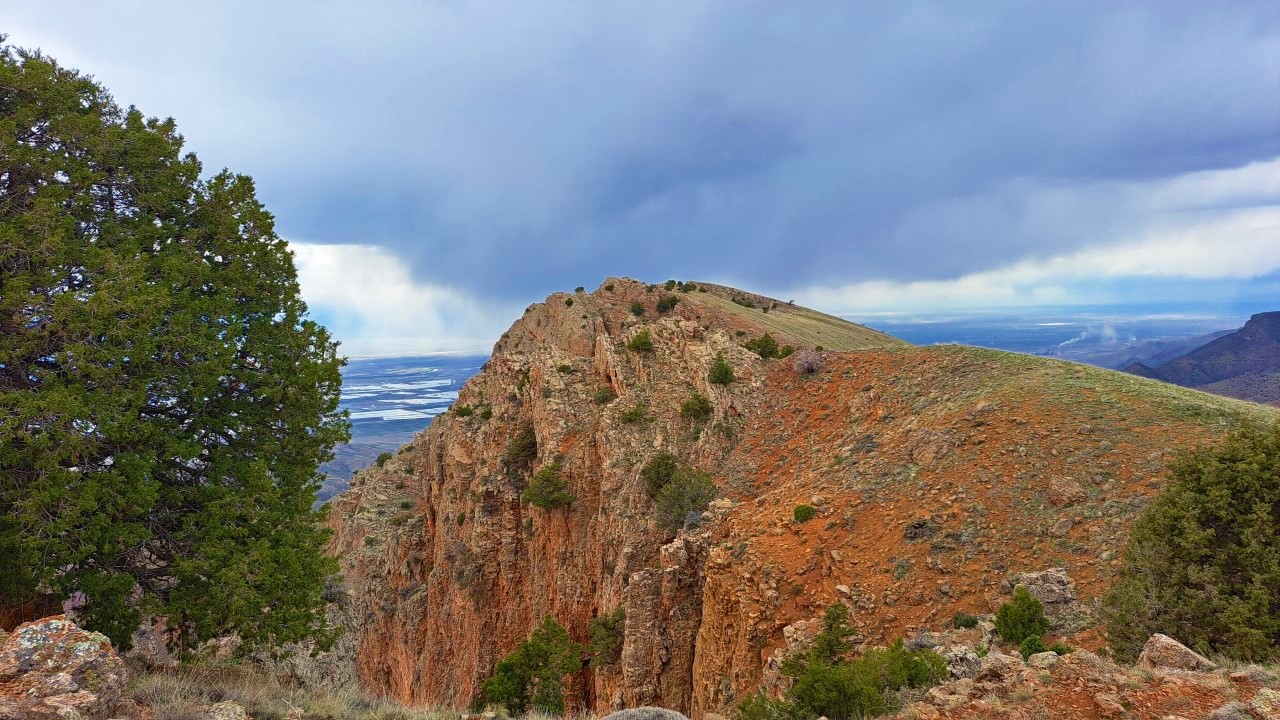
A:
[793,160,1280,313]
[290,243,516,357]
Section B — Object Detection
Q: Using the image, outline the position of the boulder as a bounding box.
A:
[1011,568,1083,626]
[1203,702,1253,720]
[1136,633,1215,671]
[207,701,250,720]
[1027,651,1059,668]
[0,615,128,719]
[601,708,691,720]
[1250,687,1280,716]
[940,645,981,679]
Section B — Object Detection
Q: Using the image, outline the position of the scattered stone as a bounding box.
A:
[974,651,1023,684]
[207,701,250,720]
[1137,633,1216,672]
[1093,692,1126,717]
[0,615,128,720]
[1027,651,1060,668]
[601,708,691,720]
[1204,702,1254,720]
[941,645,981,679]
[1249,687,1280,715]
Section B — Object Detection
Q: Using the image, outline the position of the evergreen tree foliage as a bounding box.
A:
[742,603,946,720]
[1102,423,1280,661]
[588,607,626,669]
[641,452,679,499]
[481,616,583,715]
[627,329,654,352]
[995,587,1050,644]
[708,354,735,385]
[522,462,575,509]
[680,393,714,423]
[0,41,348,651]
[654,466,718,534]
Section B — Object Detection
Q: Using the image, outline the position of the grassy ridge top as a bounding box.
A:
[677,281,905,351]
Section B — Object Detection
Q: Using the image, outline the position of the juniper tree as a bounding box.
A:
[0,40,349,651]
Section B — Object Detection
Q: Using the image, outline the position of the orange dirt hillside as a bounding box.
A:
[325,278,1277,718]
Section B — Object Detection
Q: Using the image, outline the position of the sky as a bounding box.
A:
[6,2,1280,355]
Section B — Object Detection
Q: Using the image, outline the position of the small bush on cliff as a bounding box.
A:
[630,301,646,316]
[995,587,1050,644]
[588,607,626,669]
[620,403,651,424]
[743,333,781,359]
[953,612,979,629]
[743,603,946,720]
[708,354,735,385]
[642,452,680,498]
[680,393,714,423]
[793,504,817,523]
[627,329,654,352]
[502,425,539,470]
[656,295,679,313]
[655,466,718,534]
[593,386,617,405]
[522,462,575,509]
[376,452,393,468]
[1102,422,1280,662]
[481,616,583,715]
[1018,635,1047,660]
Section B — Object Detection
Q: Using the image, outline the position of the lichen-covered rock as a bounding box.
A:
[0,615,127,719]
[940,645,980,679]
[601,707,691,720]
[1011,568,1083,627]
[1026,651,1059,668]
[206,701,250,720]
[1137,633,1216,671]
[1250,687,1280,715]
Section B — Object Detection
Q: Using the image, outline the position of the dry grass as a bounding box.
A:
[683,284,906,351]
[126,664,458,720]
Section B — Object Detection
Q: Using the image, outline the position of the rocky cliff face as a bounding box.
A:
[328,279,1275,715]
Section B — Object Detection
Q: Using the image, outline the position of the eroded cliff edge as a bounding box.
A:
[326,278,1272,715]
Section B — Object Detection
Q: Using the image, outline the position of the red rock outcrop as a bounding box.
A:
[327,278,1276,715]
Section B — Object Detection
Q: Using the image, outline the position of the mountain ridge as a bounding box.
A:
[326,279,1275,715]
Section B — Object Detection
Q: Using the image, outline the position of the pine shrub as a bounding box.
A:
[995,587,1050,644]
[627,329,654,352]
[655,466,718,534]
[708,354,735,385]
[481,617,582,715]
[1102,422,1280,661]
[522,462,575,509]
[588,607,626,668]
[793,504,817,523]
[680,393,714,423]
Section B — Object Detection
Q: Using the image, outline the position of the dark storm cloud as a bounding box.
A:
[9,1,1280,296]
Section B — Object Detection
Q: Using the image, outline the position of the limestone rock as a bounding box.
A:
[1203,702,1254,720]
[1027,651,1059,668]
[1136,633,1216,671]
[601,707,691,720]
[1250,687,1280,716]
[1012,568,1083,626]
[940,645,980,679]
[207,701,250,720]
[0,615,128,719]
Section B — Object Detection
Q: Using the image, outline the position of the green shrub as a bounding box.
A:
[398,500,414,510]
[480,616,582,715]
[778,344,795,358]
[556,363,574,373]
[731,295,756,308]
[1102,422,1280,662]
[575,286,585,293]
[655,466,718,534]
[564,297,574,307]
[478,404,493,420]
[620,402,650,424]
[656,295,679,313]
[793,504,817,523]
[641,452,679,498]
[457,512,466,526]
[630,301,645,316]
[680,393,713,423]
[1018,636,1047,660]
[375,452,393,468]
[522,462,575,509]
[708,354,735,385]
[593,387,617,405]
[454,404,474,417]
[763,604,945,720]
[1048,641,1074,655]
[664,279,677,290]
[742,333,781,359]
[995,587,1050,644]
[952,612,980,630]
[604,283,615,292]
[681,282,697,293]
[502,425,539,469]
[588,607,626,669]
[627,329,654,352]
[516,371,530,392]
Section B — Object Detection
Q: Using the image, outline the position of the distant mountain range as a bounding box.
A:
[1121,311,1280,406]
